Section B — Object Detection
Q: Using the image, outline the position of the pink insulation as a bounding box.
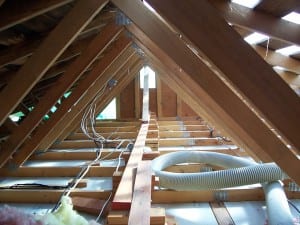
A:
[0,205,43,225]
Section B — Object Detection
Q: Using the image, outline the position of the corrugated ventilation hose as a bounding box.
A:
[152,151,294,225]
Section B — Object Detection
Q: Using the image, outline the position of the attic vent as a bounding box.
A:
[140,66,156,89]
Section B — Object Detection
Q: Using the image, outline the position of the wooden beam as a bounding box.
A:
[142,67,150,122]
[128,161,152,225]
[0,190,111,203]
[111,0,300,183]
[0,0,74,31]
[55,54,142,144]
[147,0,300,158]
[8,36,132,167]
[130,26,270,161]
[111,123,149,210]
[29,150,130,161]
[152,189,300,203]
[0,166,124,177]
[134,75,141,118]
[0,0,108,126]
[254,0,300,17]
[0,23,124,167]
[210,0,300,46]
[253,45,300,75]
[275,69,300,87]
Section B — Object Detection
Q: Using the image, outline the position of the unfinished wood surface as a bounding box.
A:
[9,37,132,167]
[210,0,300,46]
[135,75,141,119]
[119,80,136,119]
[0,190,111,203]
[128,161,152,225]
[0,23,123,167]
[156,76,177,118]
[55,58,142,143]
[148,0,300,154]
[131,27,270,161]
[0,0,108,126]
[0,0,73,31]
[152,189,300,203]
[253,45,300,75]
[111,123,149,210]
[116,1,300,183]
[0,166,124,177]
[254,0,300,17]
[29,150,130,161]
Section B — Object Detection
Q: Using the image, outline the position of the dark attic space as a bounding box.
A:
[0,0,299,224]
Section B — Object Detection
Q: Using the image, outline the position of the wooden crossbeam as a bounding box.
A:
[0,166,124,177]
[112,0,300,183]
[0,0,74,31]
[128,161,152,225]
[147,0,300,154]
[0,0,108,126]
[0,23,124,167]
[210,0,300,46]
[152,189,300,203]
[7,36,133,167]
[111,123,149,210]
[0,190,111,203]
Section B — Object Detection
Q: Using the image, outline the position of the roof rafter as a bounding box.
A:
[0,0,109,126]
[147,0,300,154]
[0,22,124,167]
[9,35,133,167]
[112,0,300,184]
[210,0,300,46]
[0,0,74,32]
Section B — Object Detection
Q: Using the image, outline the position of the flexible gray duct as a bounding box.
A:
[152,151,294,225]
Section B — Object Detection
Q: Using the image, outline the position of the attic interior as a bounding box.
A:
[0,0,299,224]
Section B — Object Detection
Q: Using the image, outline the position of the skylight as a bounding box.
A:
[244,32,269,44]
[231,0,260,9]
[276,45,300,56]
[282,12,300,25]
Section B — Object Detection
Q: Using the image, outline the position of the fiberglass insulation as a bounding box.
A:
[0,197,101,225]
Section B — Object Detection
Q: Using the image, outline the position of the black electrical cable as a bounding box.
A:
[288,199,300,214]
